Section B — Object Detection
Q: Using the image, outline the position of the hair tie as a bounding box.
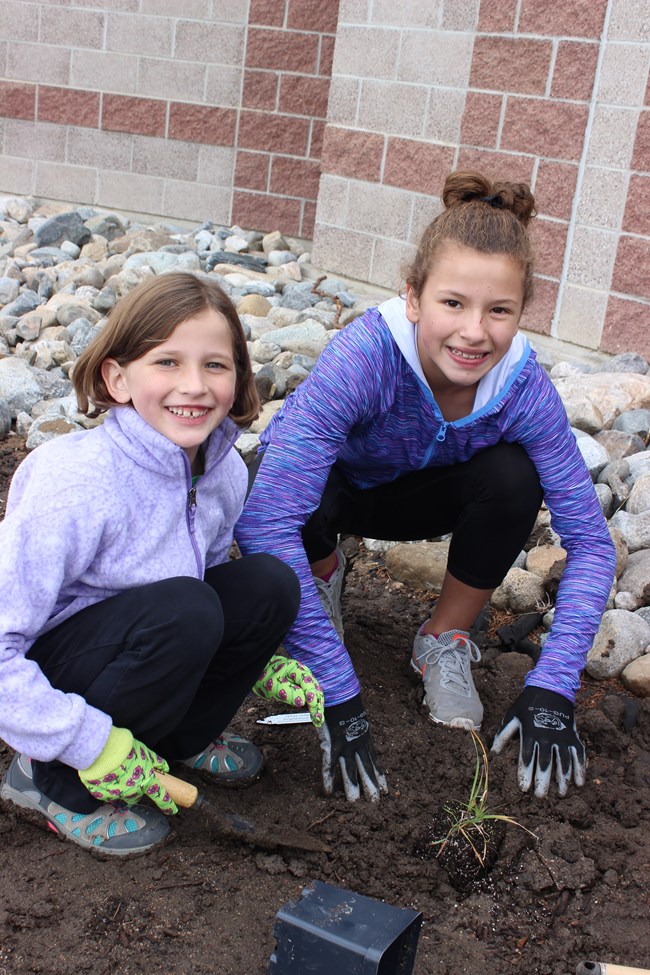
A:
[480,195,505,209]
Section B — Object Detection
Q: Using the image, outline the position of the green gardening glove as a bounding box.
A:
[79,727,178,815]
[253,655,325,728]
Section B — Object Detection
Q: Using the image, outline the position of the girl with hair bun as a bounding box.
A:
[237,170,616,805]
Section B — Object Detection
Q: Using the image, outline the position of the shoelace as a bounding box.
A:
[422,636,481,698]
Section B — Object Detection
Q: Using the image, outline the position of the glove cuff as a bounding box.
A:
[520,685,574,713]
[80,727,133,778]
[325,693,365,725]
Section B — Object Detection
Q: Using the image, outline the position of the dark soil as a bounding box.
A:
[1,434,649,975]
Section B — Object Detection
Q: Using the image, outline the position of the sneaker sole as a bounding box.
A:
[410,658,482,732]
[1,780,172,859]
[183,765,263,789]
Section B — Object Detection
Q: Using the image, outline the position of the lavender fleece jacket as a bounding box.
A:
[0,406,247,771]
[236,299,616,707]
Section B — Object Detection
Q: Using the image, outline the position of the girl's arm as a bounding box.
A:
[0,455,113,769]
[236,315,391,704]
[504,367,616,701]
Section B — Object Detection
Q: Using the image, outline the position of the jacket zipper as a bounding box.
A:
[186,483,203,576]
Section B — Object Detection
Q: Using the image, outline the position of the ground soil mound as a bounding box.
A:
[0,438,648,975]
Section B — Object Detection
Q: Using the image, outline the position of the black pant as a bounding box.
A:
[27,554,300,812]
[291,442,543,589]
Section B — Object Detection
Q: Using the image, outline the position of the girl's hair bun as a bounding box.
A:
[442,170,537,226]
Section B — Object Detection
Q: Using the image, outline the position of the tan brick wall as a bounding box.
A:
[0,0,648,354]
[312,0,650,354]
[0,0,338,235]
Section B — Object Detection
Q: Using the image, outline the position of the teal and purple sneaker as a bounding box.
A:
[181,732,263,786]
[0,752,170,856]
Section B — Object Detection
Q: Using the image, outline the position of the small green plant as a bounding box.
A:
[432,729,536,867]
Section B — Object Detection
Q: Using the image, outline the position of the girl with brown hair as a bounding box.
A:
[0,272,307,856]
[237,171,616,806]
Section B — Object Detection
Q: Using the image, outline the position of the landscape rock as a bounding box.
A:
[385,541,450,591]
[587,609,650,678]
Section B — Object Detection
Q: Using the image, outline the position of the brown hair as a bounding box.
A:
[406,170,537,307]
[73,272,260,427]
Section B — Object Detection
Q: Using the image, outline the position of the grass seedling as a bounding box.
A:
[432,729,536,867]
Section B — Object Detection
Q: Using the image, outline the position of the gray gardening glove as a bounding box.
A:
[318,694,388,803]
[491,686,586,798]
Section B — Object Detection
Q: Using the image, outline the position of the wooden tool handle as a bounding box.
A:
[602,967,650,975]
[577,964,650,975]
[155,771,199,809]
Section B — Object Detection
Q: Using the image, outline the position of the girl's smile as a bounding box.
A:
[101,307,237,471]
[405,242,525,401]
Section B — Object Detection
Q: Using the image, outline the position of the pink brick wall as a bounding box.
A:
[0,0,338,235]
[311,0,650,355]
[0,0,648,355]
[232,0,340,238]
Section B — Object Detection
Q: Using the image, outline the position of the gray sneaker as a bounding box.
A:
[0,753,170,856]
[411,627,483,730]
[313,545,345,640]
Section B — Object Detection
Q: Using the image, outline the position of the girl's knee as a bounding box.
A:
[479,443,542,508]
[156,577,224,650]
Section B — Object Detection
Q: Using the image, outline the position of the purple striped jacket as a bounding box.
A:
[236,305,615,705]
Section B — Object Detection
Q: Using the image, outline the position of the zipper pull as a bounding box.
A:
[436,421,449,442]
[188,486,197,507]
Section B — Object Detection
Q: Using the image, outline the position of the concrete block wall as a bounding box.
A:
[0,0,647,354]
[0,0,338,237]
[311,0,650,355]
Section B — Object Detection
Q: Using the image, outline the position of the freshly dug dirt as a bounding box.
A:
[0,436,649,975]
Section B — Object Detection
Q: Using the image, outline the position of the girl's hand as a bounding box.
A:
[78,727,178,814]
[491,687,586,798]
[253,654,325,727]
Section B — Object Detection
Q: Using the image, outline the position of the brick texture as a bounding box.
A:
[279,75,330,118]
[288,0,339,33]
[456,149,534,184]
[551,42,599,101]
[601,296,650,357]
[520,277,558,336]
[238,111,310,154]
[249,0,286,27]
[470,37,552,96]
[502,99,589,161]
[246,28,319,73]
[612,236,650,300]
[102,94,167,138]
[235,150,270,191]
[534,161,579,221]
[530,219,568,278]
[270,156,322,197]
[0,81,35,120]
[320,126,384,182]
[232,190,302,235]
[461,91,502,147]
[518,0,607,38]
[242,70,279,111]
[477,0,517,32]
[383,139,455,196]
[168,103,237,145]
[38,86,100,127]
[632,110,649,171]
[622,175,650,235]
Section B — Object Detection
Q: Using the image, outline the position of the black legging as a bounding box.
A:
[27,554,300,812]
[291,442,543,590]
